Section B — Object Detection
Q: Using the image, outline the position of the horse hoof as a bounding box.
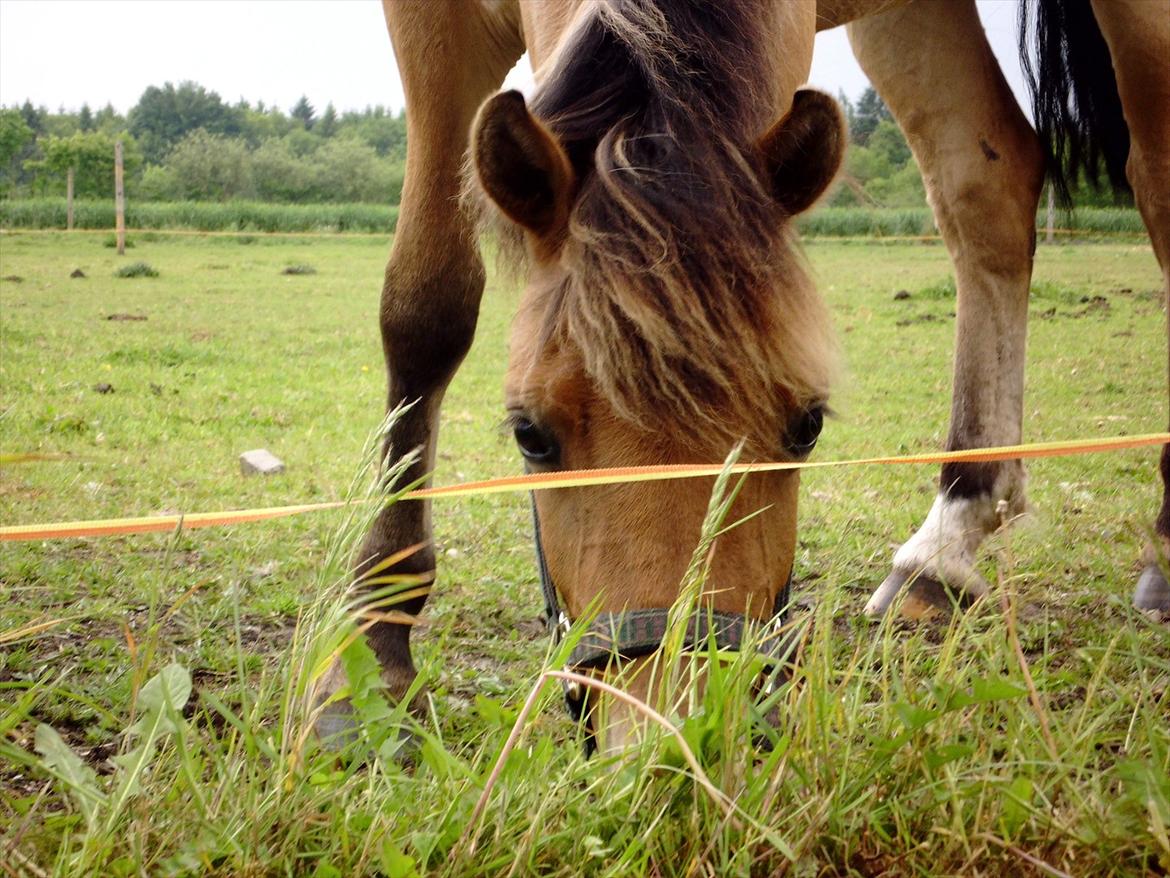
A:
[1133,564,1170,613]
[315,701,361,749]
[315,699,418,761]
[865,570,981,620]
[864,569,911,618]
[900,575,978,620]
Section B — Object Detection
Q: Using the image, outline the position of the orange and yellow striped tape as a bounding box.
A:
[2,433,1166,543]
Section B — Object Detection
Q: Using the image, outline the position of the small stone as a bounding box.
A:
[70,268,87,279]
[93,382,114,394]
[249,560,280,579]
[240,448,285,476]
[893,290,911,301]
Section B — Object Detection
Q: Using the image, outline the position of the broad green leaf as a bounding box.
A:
[1000,774,1034,837]
[340,633,393,725]
[970,677,1027,703]
[924,743,975,771]
[128,662,192,736]
[34,723,106,827]
[380,839,420,878]
[1116,758,1170,826]
[893,702,938,732]
[110,664,191,828]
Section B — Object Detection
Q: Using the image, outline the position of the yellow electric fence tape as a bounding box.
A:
[1,433,1166,542]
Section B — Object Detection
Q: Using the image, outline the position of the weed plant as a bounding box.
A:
[113,262,158,279]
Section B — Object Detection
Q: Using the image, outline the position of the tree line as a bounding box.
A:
[0,81,1128,209]
[0,82,406,204]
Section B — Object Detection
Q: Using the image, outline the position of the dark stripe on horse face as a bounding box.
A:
[939,459,1000,499]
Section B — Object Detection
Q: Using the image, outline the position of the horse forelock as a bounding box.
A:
[478,0,837,450]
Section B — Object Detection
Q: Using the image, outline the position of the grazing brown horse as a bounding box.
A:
[322,0,1169,751]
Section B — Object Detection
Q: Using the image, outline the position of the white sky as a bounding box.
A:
[0,1,1029,117]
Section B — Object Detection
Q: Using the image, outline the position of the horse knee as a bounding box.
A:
[378,248,487,396]
[931,135,1045,261]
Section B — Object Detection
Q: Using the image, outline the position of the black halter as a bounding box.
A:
[529,497,797,739]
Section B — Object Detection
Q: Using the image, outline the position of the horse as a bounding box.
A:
[317,0,1169,753]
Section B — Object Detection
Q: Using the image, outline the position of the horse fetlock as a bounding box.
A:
[865,492,1008,617]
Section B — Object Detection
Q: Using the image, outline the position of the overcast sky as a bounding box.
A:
[0,1,1029,117]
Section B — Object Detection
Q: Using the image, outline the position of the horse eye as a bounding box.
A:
[513,416,559,463]
[785,406,824,458]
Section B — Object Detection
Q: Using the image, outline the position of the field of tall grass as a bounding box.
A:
[1,234,1166,876]
[0,199,398,234]
[0,198,1148,238]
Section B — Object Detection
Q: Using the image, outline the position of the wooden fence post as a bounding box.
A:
[1045,182,1055,245]
[66,167,74,231]
[114,141,125,255]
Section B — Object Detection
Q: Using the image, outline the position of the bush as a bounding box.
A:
[115,261,158,278]
[136,165,180,201]
[165,129,253,200]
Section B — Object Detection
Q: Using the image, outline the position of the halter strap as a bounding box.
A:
[529,496,796,734]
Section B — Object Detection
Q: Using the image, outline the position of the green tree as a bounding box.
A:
[78,103,94,131]
[20,100,44,135]
[867,119,912,168]
[165,128,252,200]
[837,90,856,140]
[237,104,294,145]
[27,131,142,198]
[94,103,124,134]
[313,136,394,202]
[251,138,314,202]
[129,81,242,163]
[290,96,316,131]
[345,108,407,159]
[316,102,338,138]
[851,86,892,146]
[0,108,35,187]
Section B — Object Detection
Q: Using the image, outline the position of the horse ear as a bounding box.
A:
[472,90,575,237]
[757,89,846,215]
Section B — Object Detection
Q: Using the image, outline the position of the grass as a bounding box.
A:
[0,199,1149,239]
[112,262,158,279]
[0,233,1167,876]
[0,200,399,234]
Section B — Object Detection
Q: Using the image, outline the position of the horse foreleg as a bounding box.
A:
[1092,0,1170,612]
[847,1,1045,616]
[316,0,523,733]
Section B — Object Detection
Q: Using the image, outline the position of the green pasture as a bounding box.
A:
[1,233,1167,876]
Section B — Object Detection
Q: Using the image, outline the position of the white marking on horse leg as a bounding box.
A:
[864,489,1015,618]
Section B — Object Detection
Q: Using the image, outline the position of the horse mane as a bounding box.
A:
[479,0,835,450]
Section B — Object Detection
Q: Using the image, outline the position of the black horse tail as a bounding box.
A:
[1018,0,1130,205]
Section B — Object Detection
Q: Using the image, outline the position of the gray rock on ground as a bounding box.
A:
[239,448,285,476]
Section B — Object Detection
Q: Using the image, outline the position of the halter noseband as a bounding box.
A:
[530,497,797,743]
